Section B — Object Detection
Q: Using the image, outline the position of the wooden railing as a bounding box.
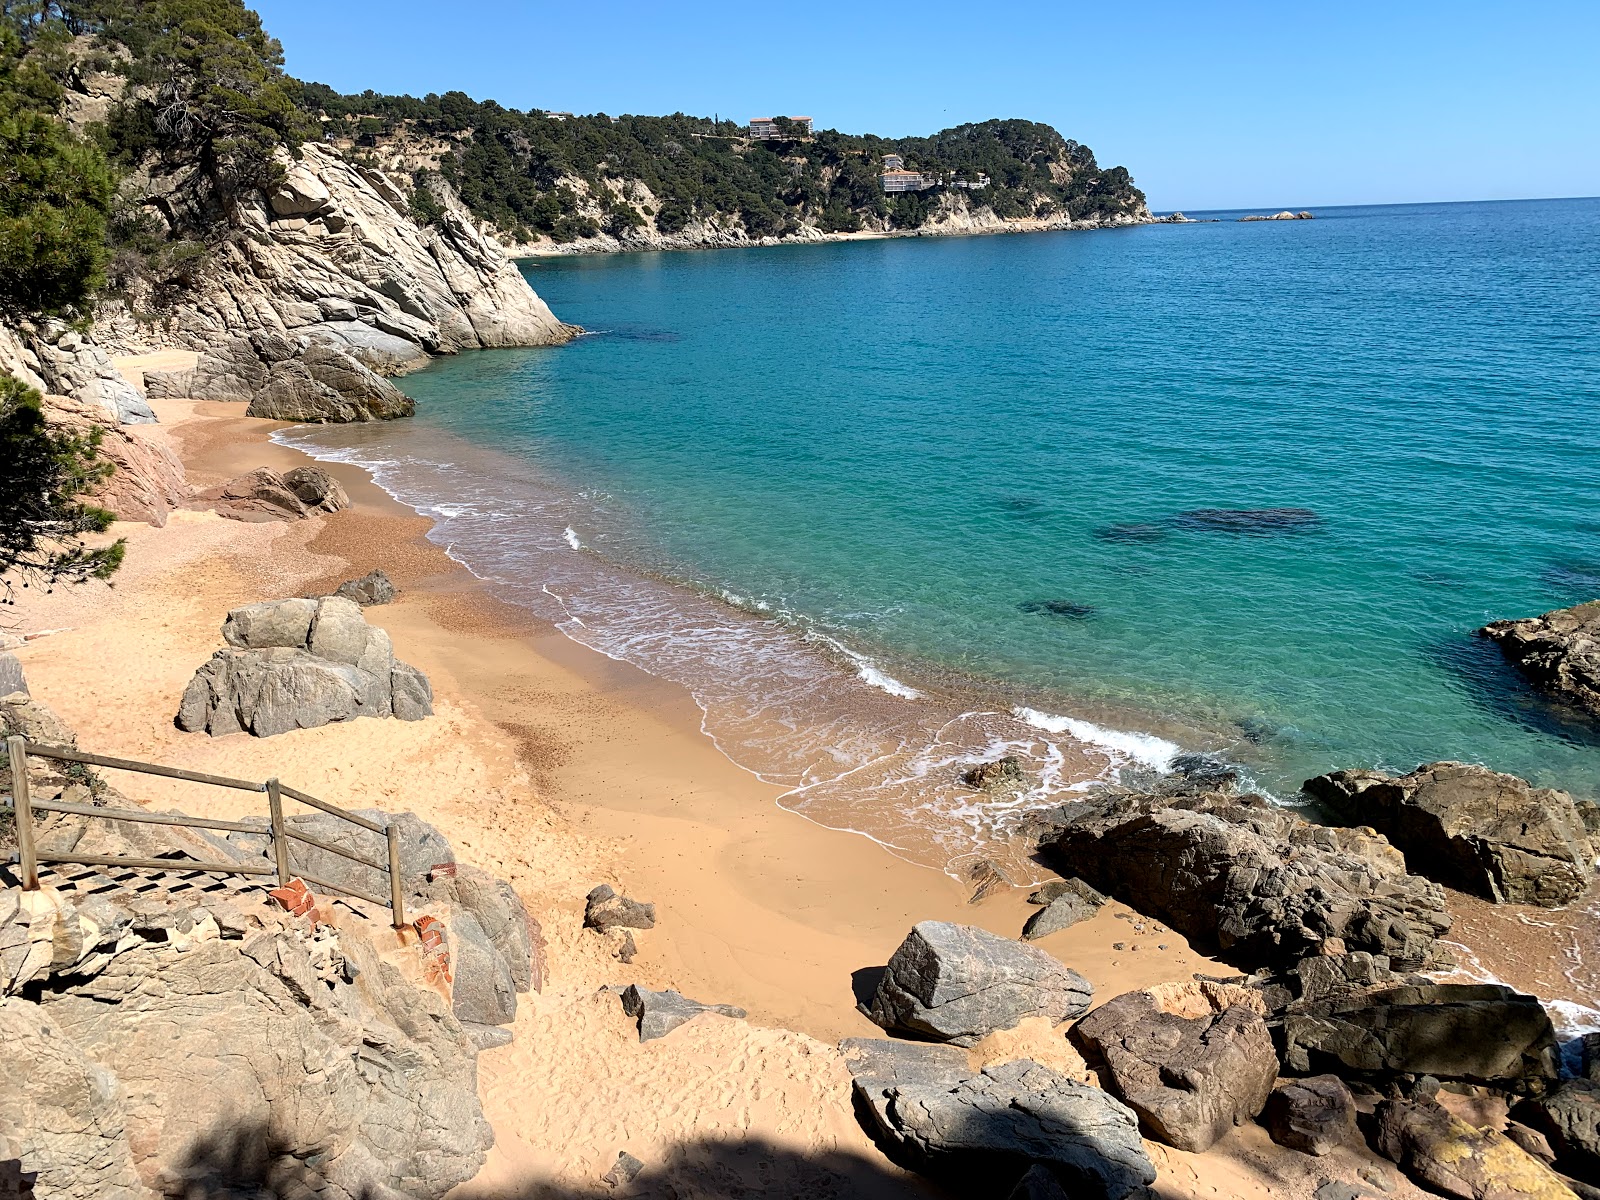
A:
[3,737,405,928]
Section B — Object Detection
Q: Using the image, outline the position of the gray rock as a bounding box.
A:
[867,921,1092,1047]
[1481,601,1600,726]
[1070,981,1278,1152]
[1262,1075,1359,1156]
[308,595,374,665]
[1008,1163,1073,1200]
[391,660,434,721]
[191,466,316,522]
[1313,1185,1371,1200]
[460,1021,513,1051]
[456,864,538,993]
[247,338,415,422]
[334,569,398,607]
[1028,877,1106,907]
[449,909,517,1027]
[839,1036,971,1142]
[1281,980,1560,1092]
[602,1151,645,1187]
[1038,788,1453,972]
[0,651,26,700]
[585,884,656,932]
[967,856,1017,903]
[1305,762,1594,907]
[874,1058,1156,1199]
[618,984,745,1042]
[281,464,349,512]
[1513,1078,1600,1184]
[1022,887,1102,940]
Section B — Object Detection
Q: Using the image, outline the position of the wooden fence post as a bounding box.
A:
[265,778,291,887]
[8,736,37,890]
[385,822,405,929]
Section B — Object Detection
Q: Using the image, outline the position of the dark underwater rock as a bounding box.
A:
[1092,522,1168,544]
[1170,507,1322,534]
[1018,600,1097,619]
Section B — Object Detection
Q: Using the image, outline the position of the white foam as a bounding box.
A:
[821,637,922,700]
[1012,706,1180,771]
[563,526,583,550]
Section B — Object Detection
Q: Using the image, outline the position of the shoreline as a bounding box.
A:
[9,392,1594,1197]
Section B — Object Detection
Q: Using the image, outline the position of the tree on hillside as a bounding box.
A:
[0,24,115,316]
[0,372,122,592]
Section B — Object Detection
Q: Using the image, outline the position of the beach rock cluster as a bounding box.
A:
[0,320,153,426]
[1240,210,1316,221]
[146,328,415,423]
[1481,601,1600,726]
[190,463,350,522]
[1305,761,1594,907]
[1036,788,1454,971]
[176,595,433,736]
[334,568,399,606]
[865,921,1092,1046]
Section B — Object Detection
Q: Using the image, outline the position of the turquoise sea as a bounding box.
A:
[284,197,1600,872]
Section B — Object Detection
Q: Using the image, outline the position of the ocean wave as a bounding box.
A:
[563,526,583,550]
[809,633,923,700]
[1012,706,1180,771]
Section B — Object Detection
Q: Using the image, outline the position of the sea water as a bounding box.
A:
[282,197,1600,872]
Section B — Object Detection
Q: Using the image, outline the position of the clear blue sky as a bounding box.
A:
[254,0,1600,212]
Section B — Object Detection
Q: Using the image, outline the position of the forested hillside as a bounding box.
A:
[300,89,1153,246]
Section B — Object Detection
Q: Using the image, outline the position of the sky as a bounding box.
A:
[253,0,1600,212]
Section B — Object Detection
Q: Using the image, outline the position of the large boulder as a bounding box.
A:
[334,569,398,607]
[281,464,349,512]
[1038,789,1453,972]
[584,884,655,932]
[850,1054,1156,1200]
[1261,1075,1358,1156]
[1280,980,1560,1093]
[1373,1097,1578,1199]
[867,922,1092,1047]
[190,466,319,522]
[1305,762,1594,907]
[1481,602,1600,725]
[177,596,432,736]
[1070,981,1278,1152]
[1514,1079,1600,1185]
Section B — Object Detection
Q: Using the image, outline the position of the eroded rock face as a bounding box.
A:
[1070,981,1278,1152]
[177,595,432,736]
[1305,762,1594,907]
[1514,1079,1600,1185]
[1482,602,1600,726]
[1280,980,1560,1093]
[41,392,186,526]
[867,921,1092,1047]
[1373,1097,1577,1200]
[0,320,153,425]
[862,1056,1156,1200]
[1038,790,1453,972]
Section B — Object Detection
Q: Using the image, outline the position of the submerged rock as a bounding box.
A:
[867,921,1092,1046]
[1170,506,1321,533]
[1017,599,1097,619]
[1071,981,1278,1152]
[962,755,1029,792]
[1481,601,1600,726]
[1092,522,1168,544]
[1038,789,1453,972]
[1305,762,1594,907]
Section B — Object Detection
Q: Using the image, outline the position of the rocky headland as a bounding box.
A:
[1481,601,1600,726]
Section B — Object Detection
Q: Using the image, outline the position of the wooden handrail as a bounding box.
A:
[6,738,407,927]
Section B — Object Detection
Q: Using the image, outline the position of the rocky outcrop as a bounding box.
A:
[39,392,186,526]
[176,595,433,736]
[145,329,415,423]
[1261,1075,1358,1156]
[841,1045,1156,1200]
[1482,603,1600,726]
[1240,211,1316,221]
[0,321,152,425]
[1038,789,1454,972]
[1305,763,1594,907]
[334,569,398,607]
[867,921,1092,1047]
[1279,978,1560,1093]
[1070,981,1278,1152]
[618,984,746,1042]
[1373,1097,1577,1199]
[0,880,493,1199]
[190,464,350,522]
[122,144,577,366]
[962,756,1028,792]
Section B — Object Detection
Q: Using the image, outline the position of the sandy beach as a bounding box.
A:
[5,393,1467,1199]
